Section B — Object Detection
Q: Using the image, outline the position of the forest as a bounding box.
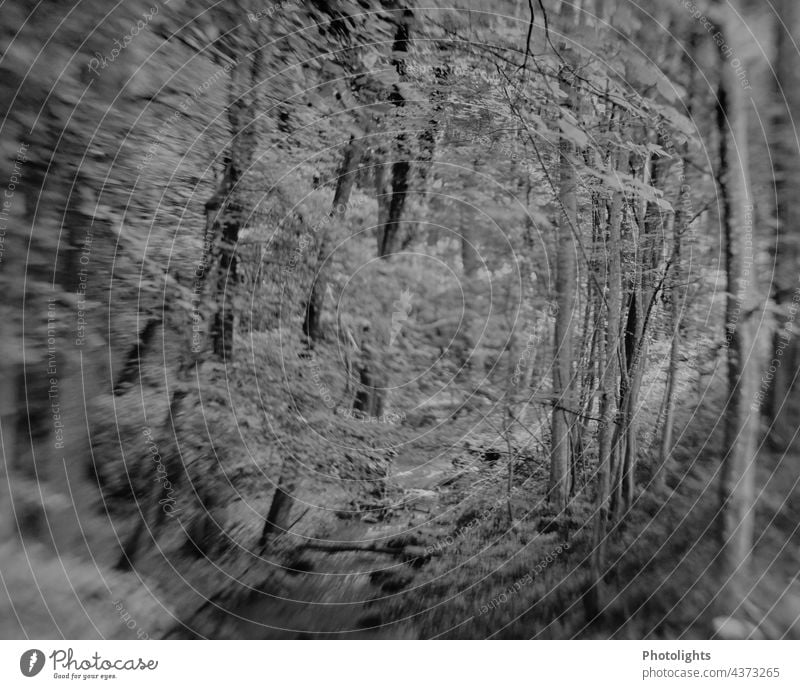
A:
[0,0,799,640]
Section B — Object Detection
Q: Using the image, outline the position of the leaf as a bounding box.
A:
[647,142,670,158]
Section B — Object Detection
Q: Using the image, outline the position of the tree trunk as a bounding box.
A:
[376,10,414,258]
[766,0,800,449]
[353,337,385,417]
[205,172,236,362]
[113,318,162,395]
[549,67,578,512]
[656,208,682,492]
[590,138,626,600]
[303,135,362,344]
[259,457,298,546]
[714,5,759,613]
[460,218,486,376]
[206,52,260,362]
[617,127,668,515]
[656,32,698,491]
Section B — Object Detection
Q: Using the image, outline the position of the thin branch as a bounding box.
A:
[534,399,608,424]
[522,0,535,71]
[688,200,712,225]
[537,0,564,64]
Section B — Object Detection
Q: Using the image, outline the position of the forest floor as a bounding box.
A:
[160,375,800,640]
[164,438,471,639]
[46,333,795,641]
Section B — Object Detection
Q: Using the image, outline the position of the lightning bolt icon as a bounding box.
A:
[28,651,38,672]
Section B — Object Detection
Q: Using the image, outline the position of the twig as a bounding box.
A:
[537,0,564,64]
[301,543,420,557]
[522,0,535,71]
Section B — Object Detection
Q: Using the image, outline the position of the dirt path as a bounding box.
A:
[173,446,459,639]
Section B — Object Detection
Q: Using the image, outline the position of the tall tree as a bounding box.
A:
[591,128,627,587]
[616,123,670,515]
[655,158,687,492]
[655,29,700,493]
[376,7,415,258]
[713,1,760,613]
[549,7,579,511]
[204,18,262,362]
[765,0,800,449]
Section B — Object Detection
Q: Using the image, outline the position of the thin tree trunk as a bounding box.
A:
[206,167,240,362]
[656,214,681,491]
[353,331,385,417]
[590,139,626,600]
[549,66,578,512]
[655,146,691,491]
[206,51,260,361]
[461,218,485,376]
[303,135,362,344]
[655,31,698,490]
[113,319,162,395]
[259,457,299,546]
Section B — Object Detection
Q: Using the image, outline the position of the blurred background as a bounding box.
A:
[0,0,798,639]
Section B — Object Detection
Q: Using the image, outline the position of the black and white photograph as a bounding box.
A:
[0,0,799,678]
